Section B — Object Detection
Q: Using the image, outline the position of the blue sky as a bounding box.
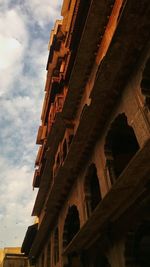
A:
[0,0,62,248]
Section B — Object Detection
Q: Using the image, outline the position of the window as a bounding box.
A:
[63,205,80,249]
[84,164,102,217]
[105,113,139,183]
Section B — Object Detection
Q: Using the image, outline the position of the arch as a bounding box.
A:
[63,205,80,249]
[84,164,102,217]
[105,113,139,183]
[54,227,59,265]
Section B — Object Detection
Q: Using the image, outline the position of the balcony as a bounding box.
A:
[47,92,65,134]
[36,125,47,145]
[53,127,74,179]
[32,114,66,217]
[46,22,64,70]
[35,145,45,167]
[32,166,41,188]
[33,143,47,188]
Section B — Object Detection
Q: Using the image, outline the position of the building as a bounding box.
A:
[0,249,4,267]
[0,248,28,267]
[22,0,150,266]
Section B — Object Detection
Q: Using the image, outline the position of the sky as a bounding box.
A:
[0,0,62,248]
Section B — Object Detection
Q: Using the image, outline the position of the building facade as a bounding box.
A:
[22,0,150,266]
[0,248,28,267]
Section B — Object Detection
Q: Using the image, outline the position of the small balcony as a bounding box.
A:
[32,165,42,188]
[36,125,47,145]
[47,92,65,134]
[53,127,74,179]
[33,143,47,188]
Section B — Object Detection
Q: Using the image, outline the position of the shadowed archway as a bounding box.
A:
[105,113,139,183]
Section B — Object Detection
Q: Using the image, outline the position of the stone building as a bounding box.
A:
[0,248,28,267]
[22,0,150,266]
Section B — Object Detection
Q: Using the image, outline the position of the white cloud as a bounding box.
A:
[0,36,22,70]
[0,156,37,245]
[0,9,28,43]
[0,9,28,96]
[0,0,63,249]
[24,0,62,27]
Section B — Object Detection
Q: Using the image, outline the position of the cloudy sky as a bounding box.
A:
[0,0,62,248]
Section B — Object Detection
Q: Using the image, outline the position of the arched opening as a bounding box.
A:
[84,164,102,217]
[105,113,139,183]
[54,227,59,265]
[62,139,68,162]
[63,205,80,249]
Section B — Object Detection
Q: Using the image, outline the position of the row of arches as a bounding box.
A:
[55,173,102,257]
[53,113,140,265]
[56,113,140,254]
[53,161,102,264]
[44,218,150,267]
